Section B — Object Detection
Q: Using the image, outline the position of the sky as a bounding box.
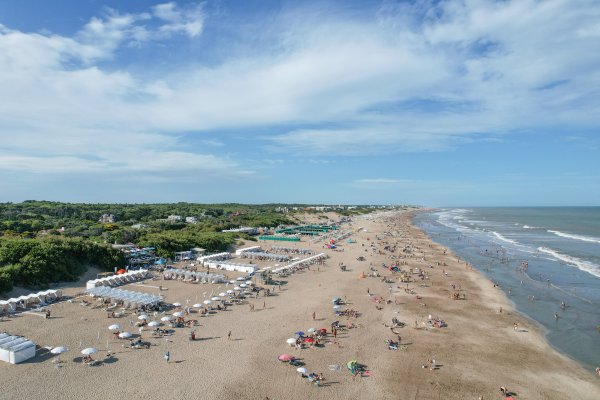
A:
[0,0,599,206]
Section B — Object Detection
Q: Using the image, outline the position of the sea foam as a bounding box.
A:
[548,230,600,244]
[537,247,600,278]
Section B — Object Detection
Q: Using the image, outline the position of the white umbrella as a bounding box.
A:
[286,338,296,345]
[173,311,184,318]
[192,303,203,308]
[118,332,132,339]
[229,280,236,284]
[51,346,68,354]
[161,316,173,322]
[240,284,247,288]
[81,348,97,355]
[236,277,245,281]
[211,297,221,301]
[108,324,121,331]
[245,280,253,285]
[218,292,227,297]
[333,305,341,309]
[172,302,182,307]
[234,286,241,291]
[138,315,149,320]
[307,328,316,333]
[296,367,308,374]
[226,290,234,294]
[148,321,160,327]
[203,300,212,305]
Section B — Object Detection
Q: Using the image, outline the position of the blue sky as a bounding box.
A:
[0,0,599,206]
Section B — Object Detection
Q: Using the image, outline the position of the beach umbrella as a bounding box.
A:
[172,302,182,307]
[236,277,245,281]
[211,297,221,301]
[161,316,174,322]
[234,286,241,291]
[229,280,236,284]
[245,280,253,285]
[295,331,305,337]
[192,303,203,308]
[108,324,121,331]
[203,300,212,305]
[148,321,160,327]
[138,315,149,320]
[226,290,234,294]
[304,338,315,343]
[240,284,247,288]
[172,311,184,318]
[119,332,132,339]
[307,328,316,333]
[81,348,97,356]
[286,338,296,345]
[278,354,294,362]
[51,346,68,355]
[218,292,227,297]
[333,305,341,310]
[296,367,308,374]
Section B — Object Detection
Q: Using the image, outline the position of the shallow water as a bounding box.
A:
[414,208,600,371]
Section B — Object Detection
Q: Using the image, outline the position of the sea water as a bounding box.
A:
[413,207,600,371]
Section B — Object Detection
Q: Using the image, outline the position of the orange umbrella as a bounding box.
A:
[117,269,126,274]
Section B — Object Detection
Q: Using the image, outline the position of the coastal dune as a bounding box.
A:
[1,211,599,399]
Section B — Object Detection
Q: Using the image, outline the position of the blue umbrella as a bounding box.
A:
[295,331,305,337]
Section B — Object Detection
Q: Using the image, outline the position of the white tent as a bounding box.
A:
[0,334,36,364]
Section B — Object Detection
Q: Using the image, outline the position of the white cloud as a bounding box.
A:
[0,0,598,188]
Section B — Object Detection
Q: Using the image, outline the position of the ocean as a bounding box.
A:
[413,207,600,371]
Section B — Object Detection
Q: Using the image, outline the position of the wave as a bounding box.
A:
[492,231,518,245]
[537,247,600,278]
[548,230,600,244]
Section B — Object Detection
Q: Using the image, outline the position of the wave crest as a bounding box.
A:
[537,247,600,278]
[548,230,600,244]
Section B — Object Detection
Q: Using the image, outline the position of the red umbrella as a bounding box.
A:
[304,337,315,343]
[117,269,126,274]
[278,354,294,362]
[318,328,327,334]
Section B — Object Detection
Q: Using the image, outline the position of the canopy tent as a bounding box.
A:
[0,333,36,364]
[196,252,231,264]
[86,270,149,289]
[162,268,226,283]
[86,287,161,308]
[203,261,256,274]
[269,246,313,255]
[238,251,290,262]
[272,253,328,274]
[235,246,262,256]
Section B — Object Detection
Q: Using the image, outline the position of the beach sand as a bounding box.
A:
[1,211,599,400]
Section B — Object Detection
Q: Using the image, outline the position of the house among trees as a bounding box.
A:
[99,213,116,223]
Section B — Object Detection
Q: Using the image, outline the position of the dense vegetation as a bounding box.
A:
[0,238,125,293]
[0,201,388,294]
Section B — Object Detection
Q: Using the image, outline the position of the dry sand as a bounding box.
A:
[1,211,599,400]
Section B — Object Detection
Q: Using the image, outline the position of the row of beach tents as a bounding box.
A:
[0,289,62,313]
[86,270,150,290]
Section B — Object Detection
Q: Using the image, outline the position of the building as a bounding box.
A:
[185,216,198,224]
[99,214,116,223]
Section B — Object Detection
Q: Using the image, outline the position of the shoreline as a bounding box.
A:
[410,210,593,373]
[1,210,599,399]
[413,207,600,372]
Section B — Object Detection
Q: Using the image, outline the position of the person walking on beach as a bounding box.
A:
[312,311,316,321]
[228,330,231,340]
[164,351,170,364]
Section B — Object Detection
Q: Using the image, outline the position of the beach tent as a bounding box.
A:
[0,335,36,364]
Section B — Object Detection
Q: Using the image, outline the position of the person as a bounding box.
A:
[228,330,232,340]
[513,323,519,331]
[312,311,316,320]
[165,351,170,363]
[45,310,51,319]
[596,367,600,377]
[561,301,566,310]
[499,386,508,395]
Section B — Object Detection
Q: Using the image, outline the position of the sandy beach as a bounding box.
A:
[1,211,599,400]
